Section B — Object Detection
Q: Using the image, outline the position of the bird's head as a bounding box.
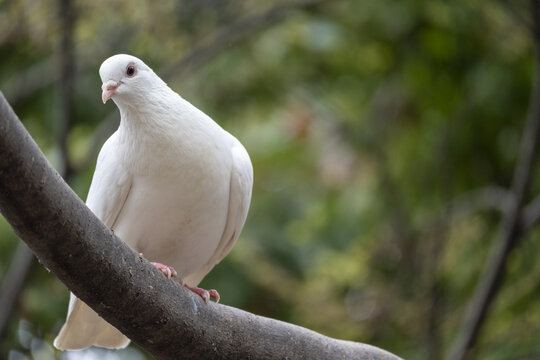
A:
[99,54,161,106]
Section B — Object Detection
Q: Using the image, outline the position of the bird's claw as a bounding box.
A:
[139,253,219,302]
[139,253,177,279]
[208,289,220,303]
[191,287,220,303]
[151,262,177,279]
[178,279,220,303]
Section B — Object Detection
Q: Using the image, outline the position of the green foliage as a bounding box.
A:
[1,0,539,359]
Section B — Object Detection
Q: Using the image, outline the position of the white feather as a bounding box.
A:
[54,54,253,350]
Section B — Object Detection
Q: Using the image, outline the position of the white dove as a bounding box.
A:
[54,54,253,350]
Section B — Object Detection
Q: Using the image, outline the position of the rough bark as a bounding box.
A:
[0,92,400,359]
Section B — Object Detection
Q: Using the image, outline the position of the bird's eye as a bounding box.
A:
[126,65,136,77]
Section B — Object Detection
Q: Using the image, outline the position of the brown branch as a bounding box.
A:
[0,93,400,359]
[446,12,540,358]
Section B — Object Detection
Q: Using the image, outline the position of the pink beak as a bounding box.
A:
[101,80,120,103]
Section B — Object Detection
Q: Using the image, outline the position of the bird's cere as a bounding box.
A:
[101,80,120,103]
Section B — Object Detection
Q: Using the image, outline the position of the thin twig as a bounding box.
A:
[446,5,540,357]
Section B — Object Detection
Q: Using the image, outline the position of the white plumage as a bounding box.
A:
[54,54,253,350]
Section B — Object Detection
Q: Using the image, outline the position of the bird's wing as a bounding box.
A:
[54,131,133,350]
[85,132,132,229]
[184,138,253,286]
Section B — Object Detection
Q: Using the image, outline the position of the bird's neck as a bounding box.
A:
[117,85,176,125]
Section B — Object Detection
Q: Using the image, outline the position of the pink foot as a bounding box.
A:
[139,253,219,303]
[180,280,220,303]
[139,253,177,279]
[151,262,178,279]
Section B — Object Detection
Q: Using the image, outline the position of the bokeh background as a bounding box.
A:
[1,0,540,359]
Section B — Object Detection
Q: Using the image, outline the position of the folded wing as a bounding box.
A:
[54,132,133,350]
[184,138,253,286]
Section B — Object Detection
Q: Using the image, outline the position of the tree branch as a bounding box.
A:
[0,93,400,359]
[446,11,540,358]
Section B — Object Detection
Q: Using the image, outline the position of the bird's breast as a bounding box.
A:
[112,129,233,278]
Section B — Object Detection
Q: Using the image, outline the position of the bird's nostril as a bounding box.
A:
[102,80,119,91]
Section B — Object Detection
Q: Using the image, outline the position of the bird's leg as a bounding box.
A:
[139,253,219,303]
[178,279,220,304]
[139,253,178,279]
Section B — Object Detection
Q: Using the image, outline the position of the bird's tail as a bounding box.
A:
[54,293,130,350]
